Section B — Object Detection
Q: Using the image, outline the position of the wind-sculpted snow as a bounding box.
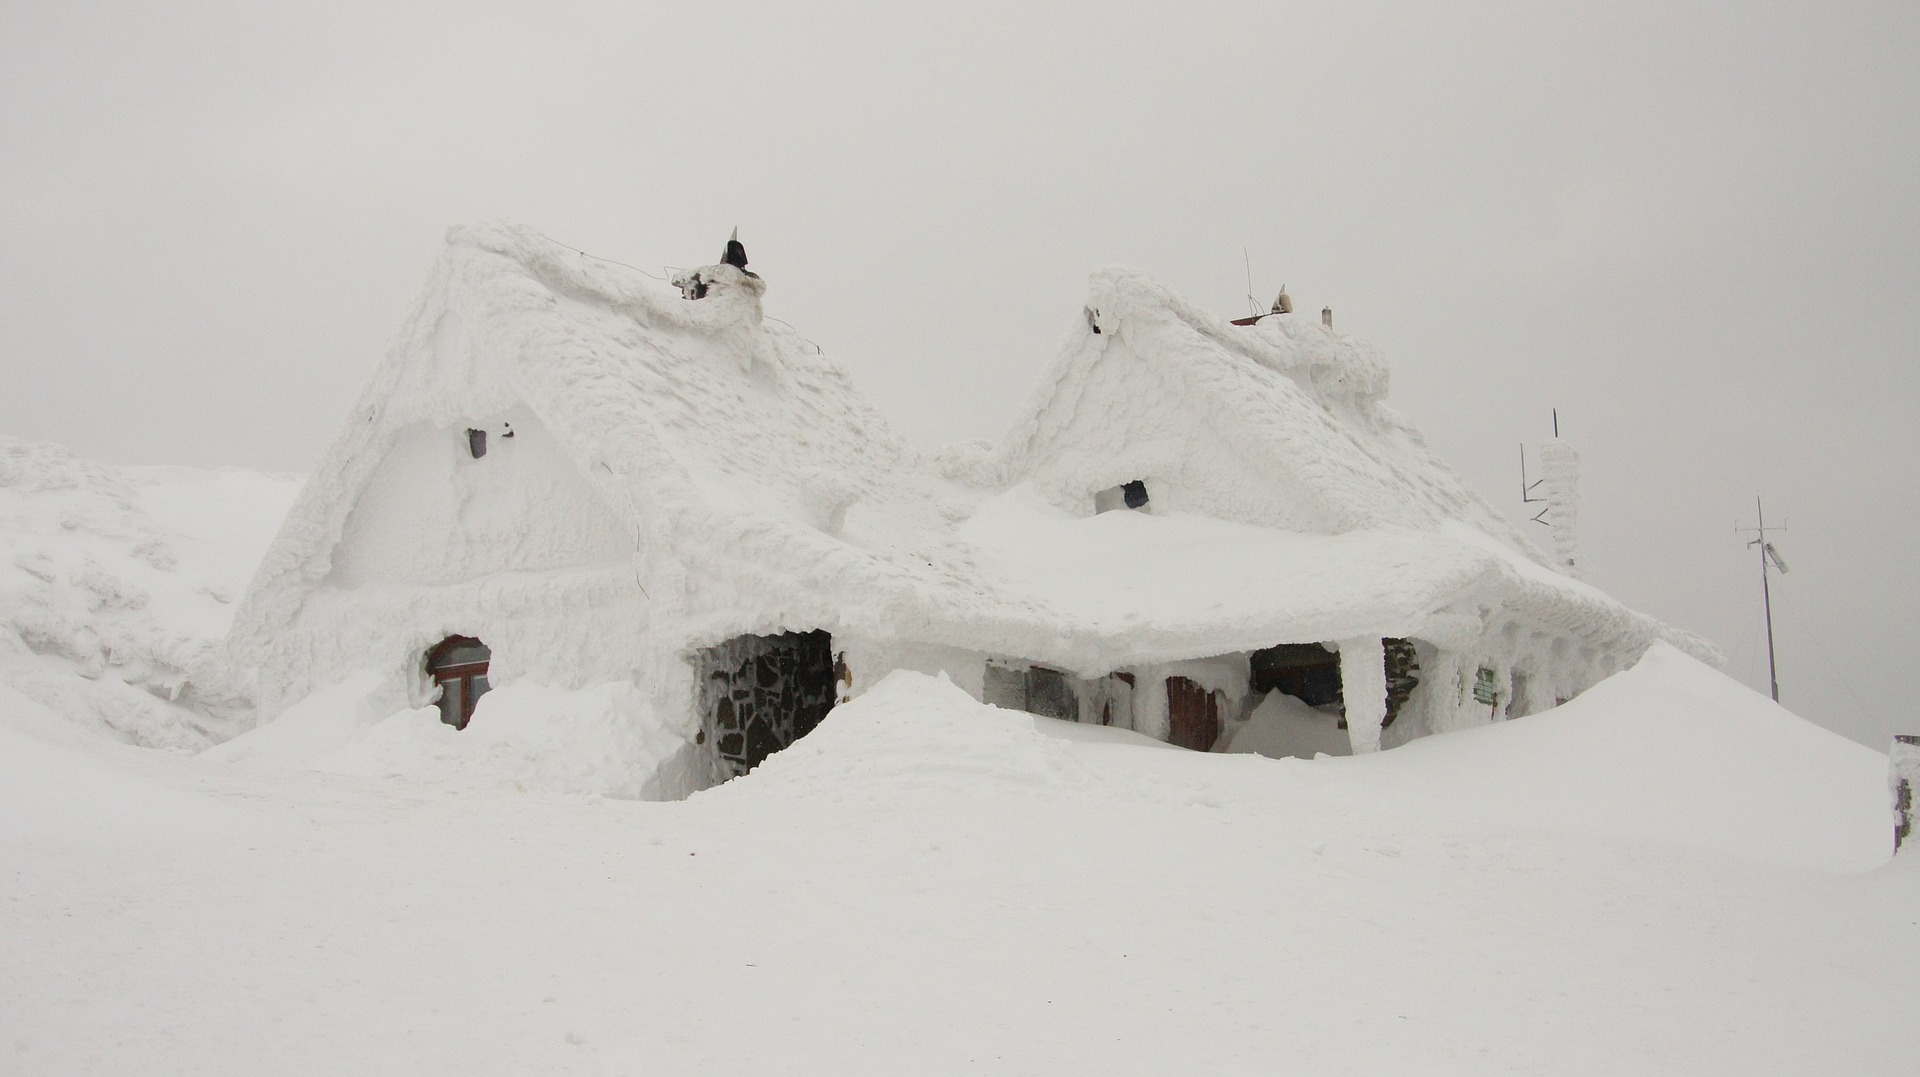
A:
[0,437,299,747]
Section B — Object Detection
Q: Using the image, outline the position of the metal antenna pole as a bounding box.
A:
[1744,496,1785,703]
[1758,498,1779,702]
[1243,248,1261,319]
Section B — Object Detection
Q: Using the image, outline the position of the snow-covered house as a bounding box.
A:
[228,222,1709,796]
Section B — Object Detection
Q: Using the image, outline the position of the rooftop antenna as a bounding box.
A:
[1243,247,1259,319]
[1741,497,1789,702]
[1519,409,1558,525]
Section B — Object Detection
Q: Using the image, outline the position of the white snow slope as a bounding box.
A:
[3,640,1914,1075]
[0,437,300,747]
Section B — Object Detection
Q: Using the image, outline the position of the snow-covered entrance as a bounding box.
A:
[696,631,839,778]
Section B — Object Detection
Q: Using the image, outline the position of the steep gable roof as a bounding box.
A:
[1000,266,1542,556]
[232,227,1709,681]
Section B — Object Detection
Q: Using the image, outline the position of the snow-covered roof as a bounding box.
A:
[232,224,1707,677]
[1000,266,1541,546]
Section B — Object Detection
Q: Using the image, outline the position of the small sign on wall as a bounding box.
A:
[1473,666,1501,707]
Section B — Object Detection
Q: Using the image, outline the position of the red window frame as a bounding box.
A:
[426,636,491,730]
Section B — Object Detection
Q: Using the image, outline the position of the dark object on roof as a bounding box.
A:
[722,226,749,271]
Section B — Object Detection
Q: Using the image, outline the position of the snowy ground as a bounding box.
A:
[4,647,1915,1075]
[3,440,1916,1073]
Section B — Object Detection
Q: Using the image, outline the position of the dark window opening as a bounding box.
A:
[696,630,837,779]
[1383,639,1421,725]
[983,661,1078,722]
[1095,480,1151,514]
[1250,643,1343,708]
[1166,675,1224,751]
[427,635,491,729]
[466,428,487,459]
[1248,639,1421,729]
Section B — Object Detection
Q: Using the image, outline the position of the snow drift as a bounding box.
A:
[0,436,299,747]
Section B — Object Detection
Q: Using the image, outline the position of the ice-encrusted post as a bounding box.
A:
[1893,735,1920,855]
[1538,439,1582,579]
[1339,637,1388,754]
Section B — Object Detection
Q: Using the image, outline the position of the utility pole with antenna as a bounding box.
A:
[1742,497,1789,703]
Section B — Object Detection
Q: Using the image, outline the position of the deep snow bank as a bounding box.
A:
[198,640,1893,875]
[0,437,300,748]
[206,676,706,800]
[717,645,1891,873]
[1325,641,1892,872]
[2,632,1911,1075]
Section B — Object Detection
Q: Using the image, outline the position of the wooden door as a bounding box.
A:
[1166,675,1221,751]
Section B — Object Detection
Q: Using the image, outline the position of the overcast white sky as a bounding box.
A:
[2,1,1915,747]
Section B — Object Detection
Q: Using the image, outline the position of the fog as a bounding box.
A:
[3,1,1914,746]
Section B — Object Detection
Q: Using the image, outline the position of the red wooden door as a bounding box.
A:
[1166,675,1220,751]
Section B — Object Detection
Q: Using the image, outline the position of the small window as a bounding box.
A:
[1094,480,1150,514]
[466,428,487,459]
[427,636,491,729]
[982,660,1078,721]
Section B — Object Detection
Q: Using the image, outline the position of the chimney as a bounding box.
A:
[1321,306,1333,328]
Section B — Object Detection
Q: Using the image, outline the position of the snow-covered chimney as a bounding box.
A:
[1537,438,1582,579]
[1321,306,1333,329]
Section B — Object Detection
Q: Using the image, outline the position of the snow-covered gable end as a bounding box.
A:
[228,223,1715,799]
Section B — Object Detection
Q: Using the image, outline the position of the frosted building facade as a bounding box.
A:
[227,223,1712,798]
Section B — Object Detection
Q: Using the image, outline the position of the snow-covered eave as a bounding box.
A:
[671,502,1503,680]
[1443,522,1724,666]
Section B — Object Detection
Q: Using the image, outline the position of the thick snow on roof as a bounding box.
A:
[232,223,1003,659]
[1001,265,1542,545]
[959,486,1491,658]
[234,224,1700,672]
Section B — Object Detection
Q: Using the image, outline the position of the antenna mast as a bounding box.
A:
[1742,497,1789,702]
[1243,247,1258,318]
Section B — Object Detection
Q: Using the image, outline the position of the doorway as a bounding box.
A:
[696,630,837,778]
